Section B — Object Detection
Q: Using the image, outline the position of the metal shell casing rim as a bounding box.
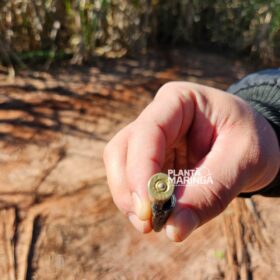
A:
[147,172,175,202]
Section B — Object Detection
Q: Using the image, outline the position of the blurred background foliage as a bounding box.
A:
[0,0,280,72]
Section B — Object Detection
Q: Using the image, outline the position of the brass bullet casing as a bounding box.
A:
[148,173,176,232]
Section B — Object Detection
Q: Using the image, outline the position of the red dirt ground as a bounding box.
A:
[0,49,279,280]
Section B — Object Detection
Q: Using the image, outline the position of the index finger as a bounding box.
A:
[126,82,195,219]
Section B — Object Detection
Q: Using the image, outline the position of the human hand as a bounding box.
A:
[103,82,280,242]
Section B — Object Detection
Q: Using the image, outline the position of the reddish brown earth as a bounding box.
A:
[0,50,279,280]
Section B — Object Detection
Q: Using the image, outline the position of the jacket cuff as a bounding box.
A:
[227,70,280,197]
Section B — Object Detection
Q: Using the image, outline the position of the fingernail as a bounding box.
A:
[128,213,151,233]
[132,192,151,220]
[165,208,199,242]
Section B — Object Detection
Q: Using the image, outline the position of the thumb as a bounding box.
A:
[164,124,255,242]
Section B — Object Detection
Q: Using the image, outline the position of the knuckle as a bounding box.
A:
[210,178,232,213]
[200,183,231,217]
[210,188,229,213]
[156,81,182,98]
[155,81,195,102]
